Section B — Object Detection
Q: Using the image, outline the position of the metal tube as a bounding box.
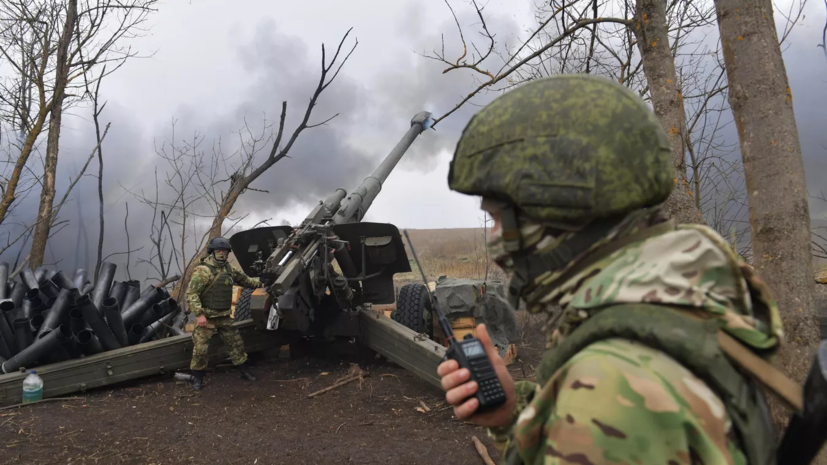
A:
[50,270,77,290]
[323,189,347,216]
[37,288,73,339]
[33,267,47,284]
[75,329,104,356]
[0,262,8,300]
[171,309,188,330]
[0,334,10,360]
[44,344,71,365]
[0,301,15,358]
[1,300,18,336]
[103,297,128,347]
[110,282,128,312]
[122,287,165,328]
[138,298,173,328]
[158,285,170,300]
[2,324,71,373]
[122,281,141,313]
[13,318,33,353]
[72,269,88,291]
[69,307,86,335]
[29,314,44,334]
[92,262,117,312]
[76,295,122,351]
[38,279,61,299]
[9,279,27,310]
[127,323,145,346]
[81,283,94,295]
[22,269,40,290]
[60,329,82,358]
[139,313,175,344]
[278,251,294,267]
[22,293,43,319]
[333,111,432,224]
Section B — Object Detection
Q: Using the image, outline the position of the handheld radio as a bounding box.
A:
[402,230,506,412]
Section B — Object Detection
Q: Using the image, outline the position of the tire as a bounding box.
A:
[234,288,254,321]
[392,284,432,334]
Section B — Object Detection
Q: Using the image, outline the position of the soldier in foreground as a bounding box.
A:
[188,237,263,391]
[438,75,787,464]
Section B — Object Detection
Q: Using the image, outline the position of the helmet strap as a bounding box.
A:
[499,205,522,253]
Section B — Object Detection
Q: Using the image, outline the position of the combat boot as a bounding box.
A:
[237,362,257,381]
[192,370,205,391]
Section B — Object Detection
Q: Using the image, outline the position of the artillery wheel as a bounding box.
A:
[233,288,254,321]
[392,284,432,334]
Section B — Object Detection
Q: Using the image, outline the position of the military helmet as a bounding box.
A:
[448,74,674,229]
[207,237,232,255]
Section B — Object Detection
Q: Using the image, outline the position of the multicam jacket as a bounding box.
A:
[186,255,261,318]
[489,217,783,465]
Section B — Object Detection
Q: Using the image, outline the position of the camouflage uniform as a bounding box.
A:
[446,75,783,465]
[188,255,261,370]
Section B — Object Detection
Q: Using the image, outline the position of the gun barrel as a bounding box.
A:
[333,111,432,224]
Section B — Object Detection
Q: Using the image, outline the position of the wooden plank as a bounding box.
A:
[0,320,280,404]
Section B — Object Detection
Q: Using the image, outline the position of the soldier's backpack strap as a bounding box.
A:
[530,304,780,465]
[667,306,803,412]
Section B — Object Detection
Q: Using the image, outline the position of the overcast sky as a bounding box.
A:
[4,0,827,276]
[61,0,536,233]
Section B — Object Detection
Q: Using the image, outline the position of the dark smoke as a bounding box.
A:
[0,11,520,283]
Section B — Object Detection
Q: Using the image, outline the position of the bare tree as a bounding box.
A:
[713,0,820,435]
[0,0,158,269]
[123,30,357,303]
[820,0,827,60]
[425,0,707,224]
[426,0,807,259]
[28,0,79,269]
[84,64,107,281]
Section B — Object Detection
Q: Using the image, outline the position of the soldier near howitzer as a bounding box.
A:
[438,75,794,464]
[188,237,263,391]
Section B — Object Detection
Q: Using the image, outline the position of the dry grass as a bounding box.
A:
[392,228,549,349]
[393,228,508,288]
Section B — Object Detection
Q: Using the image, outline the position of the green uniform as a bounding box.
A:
[188,255,261,370]
[446,75,783,465]
[484,212,781,464]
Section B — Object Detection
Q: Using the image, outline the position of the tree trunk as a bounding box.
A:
[29,0,78,269]
[633,0,703,225]
[172,186,243,303]
[0,113,48,226]
[714,0,821,448]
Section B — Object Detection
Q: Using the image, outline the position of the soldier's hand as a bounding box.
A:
[196,315,207,328]
[437,324,517,428]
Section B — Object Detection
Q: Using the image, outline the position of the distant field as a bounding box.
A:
[393,228,506,287]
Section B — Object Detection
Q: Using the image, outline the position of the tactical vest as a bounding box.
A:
[198,261,234,311]
[503,304,780,465]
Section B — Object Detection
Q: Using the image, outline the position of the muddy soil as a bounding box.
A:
[0,349,512,465]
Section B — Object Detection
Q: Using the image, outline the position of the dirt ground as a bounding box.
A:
[0,345,535,465]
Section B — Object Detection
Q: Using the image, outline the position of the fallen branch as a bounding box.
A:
[472,436,496,465]
[0,397,86,411]
[307,375,362,398]
[9,255,30,280]
[335,422,346,434]
[307,369,369,398]
[155,274,181,288]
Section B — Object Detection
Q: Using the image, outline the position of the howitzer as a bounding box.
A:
[229,111,433,341]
